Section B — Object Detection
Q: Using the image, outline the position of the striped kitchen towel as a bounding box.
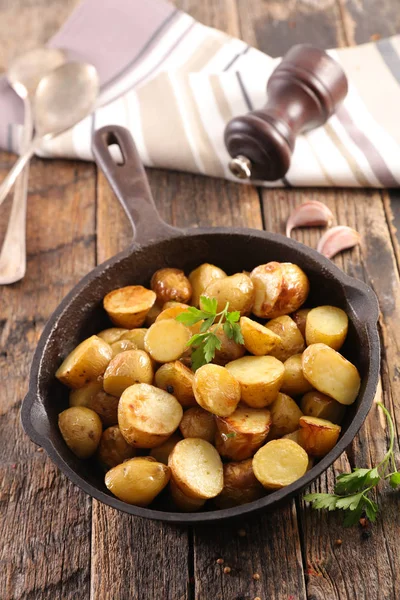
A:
[0,0,400,187]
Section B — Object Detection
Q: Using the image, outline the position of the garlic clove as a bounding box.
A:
[286,201,334,237]
[317,226,361,259]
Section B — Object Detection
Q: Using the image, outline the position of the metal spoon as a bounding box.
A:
[0,47,66,284]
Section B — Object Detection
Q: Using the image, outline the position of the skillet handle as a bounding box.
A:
[92,125,178,244]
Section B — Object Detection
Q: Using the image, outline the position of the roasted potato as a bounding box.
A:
[282,431,314,470]
[105,457,170,506]
[300,390,346,424]
[225,355,284,408]
[58,406,102,458]
[193,364,241,417]
[214,458,264,509]
[150,431,183,464]
[168,438,223,499]
[291,308,310,338]
[253,439,309,489]
[240,316,282,356]
[268,392,303,439]
[56,335,112,389]
[120,328,147,350]
[97,328,128,344]
[302,343,361,405]
[266,316,305,362]
[118,383,183,448]
[110,339,137,358]
[215,404,271,460]
[97,425,136,469]
[70,380,119,426]
[163,301,190,310]
[189,263,227,307]
[103,349,154,397]
[144,319,191,363]
[305,305,348,350]
[69,380,103,408]
[170,479,206,512]
[144,302,163,326]
[280,354,313,396]
[201,273,254,316]
[151,268,192,304]
[250,262,309,318]
[210,324,246,366]
[104,285,157,328]
[154,361,196,407]
[156,305,201,335]
[298,416,341,456]
[179,407,216,442]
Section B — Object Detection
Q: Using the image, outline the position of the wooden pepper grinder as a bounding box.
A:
[224,44,348,181]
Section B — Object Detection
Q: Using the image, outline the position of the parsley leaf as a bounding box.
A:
[303,493,339,511]
[389,472,400,489]
[199,296,218,314]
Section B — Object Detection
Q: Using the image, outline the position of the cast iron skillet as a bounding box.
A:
[21,125,380,524]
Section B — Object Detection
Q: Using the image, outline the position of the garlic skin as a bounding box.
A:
[317,226,361,259]
[286,201,334,238]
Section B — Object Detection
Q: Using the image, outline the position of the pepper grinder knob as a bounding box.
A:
[224,44,348,181]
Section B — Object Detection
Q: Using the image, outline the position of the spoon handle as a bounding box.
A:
[0,135,39,208]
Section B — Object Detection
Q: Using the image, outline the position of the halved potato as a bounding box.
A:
[97,328,128,344]
[110,339,137,358]
[210,324,246,366]
[104,285,157,328]
[201,273,254,316]
[269,263,310,318]
[97,425,136,469]
[144,319,191,363]
[302,343,361,405]
[156,305,201,335]
[250,262,283,318]
[145,303,163,326]
[58,406,102,458]
[69,380,103,408]
[150,431,183,464]
[214,458,264,509]
[170,479,206,512]
[154,361,196,407]
[179,407,216,442]
[300,390,346,424]
[305,305,348,350]
[103,349,154,397]
[298,415,341,456]
[215,404,271,460]
[240,316,282,356]
[282,431,314,470]
[56,335,112,389]
[169,438,223,499]
[163,301,190,310]
[193,364,241,417]
[225,355,284,408]
[189,263,227,307]
[253,439,308,489]
[151,268,192,304]
[118,383,183,448]
[280,354,313,396]
[120,328,147,351]
[266,316,305,362]
[268,392,303,439]
[105,457,170,506]
[251,262,309,318]
[291,308,310,338]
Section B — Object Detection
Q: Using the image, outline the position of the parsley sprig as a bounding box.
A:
[175,296,244,370]
[304,402,400,526]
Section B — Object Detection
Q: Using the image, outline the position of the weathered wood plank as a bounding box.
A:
[337,0,400,46]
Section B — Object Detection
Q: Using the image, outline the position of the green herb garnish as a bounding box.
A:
[176,296,244,370]
[304,402,399,526]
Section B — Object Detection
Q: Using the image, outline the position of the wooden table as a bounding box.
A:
[1,1,399,599]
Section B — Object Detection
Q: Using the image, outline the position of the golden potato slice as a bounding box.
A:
[250,262,284,318]
[225,355,284,408]
[104,285,157,329]
[300,390,346,424]
[305,305,349,350]
[280,354,313,396]
[302,343,361,405]
[298,416,341,456]
[291,308,311,338]
[189,263,227,307]
[240,316,282,356]
[168,438,223,499]
[193,364,241,417]
[70,381,118,426]
[282,431,315,471]
[118,383,183,448]
[144,302,163,326]
[170,479,206,512]
[156,305,201,335]
[266,316,305,362]
[215,404,271,460]
[120,328,147,350]
[253,439,308,489]
[179,407,216,442]
[97,328,128,344]
[150,431,183,464]
[56,335,112,389]
[154,361,196,407]
[105,457,170,506]
[144,319,191,363]
[151,268,192,304]
[110,339,137,358]
[58,406,102,458]
[210,324,246,366]
[201,273,254,316]
[214,458,264,509]
[268,392,303,439]
[97,425,136,469]
[103,349,154,397]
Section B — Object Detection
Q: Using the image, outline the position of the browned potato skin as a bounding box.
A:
[56,335,113,389]
[69,380,103,408]
[266,316,305,362]
[280,354,313,396]
[155,305,201,335]
[179,407,216,442]
[250,262,283,318]
[103,349,154,397]
[193,364,241,417]
[240,316,282,356]
[120,329,147,350]
[58,407,102,459]
[170,479,206,512]
[215,405,272,461]
[291,309,310,338]
[154,361,196,407]
[150,432,183,464]
[268,392,303,439]
[201,273,254,316]
[268,263,309,318]
[104,285,157,329]
[144,302,163,326]
[151,268,192,304]
[97,426,136,469]
[97,328,128,344]
[299,416,341,457]
[300,390,346,425]
[214,459,264,509]
[210,325,246,366]
[87,390,119,427]
[189,263,227,307]
[105,457,170,506]
[110,339,137,358]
